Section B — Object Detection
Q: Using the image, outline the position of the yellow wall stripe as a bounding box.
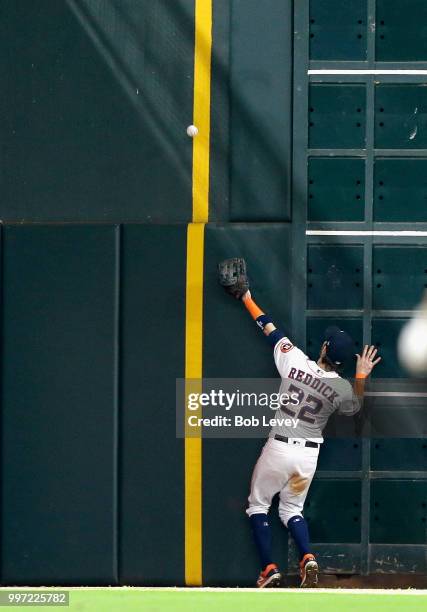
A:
[192,0,212,223]
[185,0,212,586]
[185,224,205,381]
[185,224,205,586]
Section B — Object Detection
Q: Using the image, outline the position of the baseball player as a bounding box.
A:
[218,259,381,588]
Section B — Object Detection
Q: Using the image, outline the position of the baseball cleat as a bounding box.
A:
[256,563,282,588]
[299,553,318,588]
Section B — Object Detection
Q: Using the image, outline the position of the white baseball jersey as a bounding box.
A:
[271,337,360,442]
[246,336,360,526]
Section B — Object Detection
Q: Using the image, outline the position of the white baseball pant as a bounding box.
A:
[246,437,319,527]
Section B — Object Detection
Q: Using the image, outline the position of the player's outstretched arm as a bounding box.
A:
[217,257,285,347]
[241,290,286,347]
[353,344,381,399]
[242,290,275,335]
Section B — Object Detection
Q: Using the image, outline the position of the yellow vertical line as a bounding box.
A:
[192,0,212,223]
[184,0,212,587]
[185,224,204,586]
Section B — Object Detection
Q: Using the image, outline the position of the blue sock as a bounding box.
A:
[249,513,272,570]
[287,515,310,560]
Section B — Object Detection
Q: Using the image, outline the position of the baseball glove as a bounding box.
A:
[218,257,249,299]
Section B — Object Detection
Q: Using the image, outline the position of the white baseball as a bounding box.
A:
[398,293,427,375]
[187,125,198,137]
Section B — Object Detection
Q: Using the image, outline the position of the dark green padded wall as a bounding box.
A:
[309,0,427,63]
[373,247,427,310]
[376,0,427,61]
[308,158,365,222]
[372,440,427,471]
[1,225,119,585]
[0,222,294,587]
[306,0,427,578]
[309,0,367,61]
[374,159,427,223]
[309,85,366,149]
[202,224,292,585]
[316,440,362,471]
[307,245,364,310]
[229,0,292,222]
[371,319,408,379]
[3,0,425,587]
[305,481,362,543]
[0,0,194,222]
[119,225,186,585]
[0,0,293,225]
[371,481,426,544]
[375,85,427,149]
[0,0,297,587]
[209,1,231,222]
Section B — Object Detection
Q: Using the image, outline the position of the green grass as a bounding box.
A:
[1,588,427,612]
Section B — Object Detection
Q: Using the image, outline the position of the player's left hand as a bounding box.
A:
[356,344,381,377]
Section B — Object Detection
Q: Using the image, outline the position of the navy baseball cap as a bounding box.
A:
[324,326,355,367]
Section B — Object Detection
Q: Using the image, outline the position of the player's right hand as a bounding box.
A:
[356,345,381,377]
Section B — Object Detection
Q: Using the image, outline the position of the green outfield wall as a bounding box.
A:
[0,0,425,586]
